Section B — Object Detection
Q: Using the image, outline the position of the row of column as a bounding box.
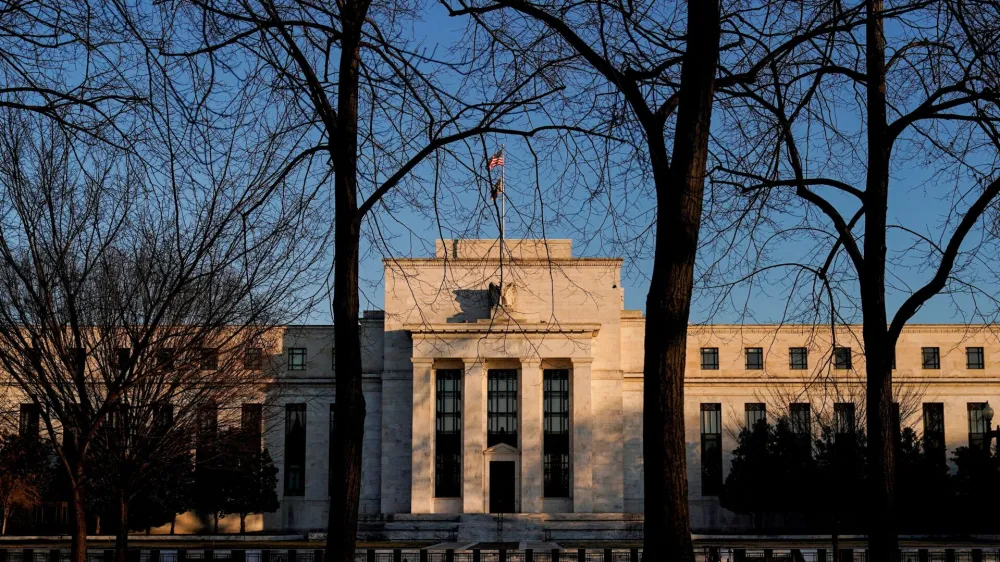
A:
[411,357,594,513]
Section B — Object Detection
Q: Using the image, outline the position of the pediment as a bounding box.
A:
[484,443,519,455]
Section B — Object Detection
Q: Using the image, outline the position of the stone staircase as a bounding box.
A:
[374,514,462,542]
[373,513,644,543]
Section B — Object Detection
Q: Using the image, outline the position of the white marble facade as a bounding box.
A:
[263,239,1000,537]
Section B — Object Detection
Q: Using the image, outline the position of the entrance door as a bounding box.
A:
[489,461,516,513]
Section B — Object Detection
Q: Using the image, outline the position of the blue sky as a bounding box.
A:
[299,4,1000,328]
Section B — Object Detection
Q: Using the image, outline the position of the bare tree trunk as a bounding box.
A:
[862,0,897,559]
[116,491,129,562]
[69,476,88,562]
[325,3,370,562]
[642,1,721,561]
[214,513,220,534]
[240,514,246,534]
[95,515,102,536]
[2,506,8,536]
[170,515,175,535]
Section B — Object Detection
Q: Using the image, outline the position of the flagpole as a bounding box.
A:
[500,144,505,250]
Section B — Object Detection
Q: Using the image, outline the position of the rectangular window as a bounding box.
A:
[789,348,808,370]
[435,369,462,498]
[244,347,263,370]
[745,348,764,370]
[922,347,941,370]
[197,401,218,445]
[967,347,985,370]
[329,404,336,496]
[833,347,852,369]
[287,348,307,371]
[701,404,723,496]
[200,348,218,371]
[284,403,307,495]
[116,348,131,372]
[745,403,766,429]
[153,403,173,438]
[25,348,40,367]
[834,403,855,439]
[242,403,263,450]
[195,401,218,483]
[790,403,812,451]
[701,348,719,370]
[969,402,988,451]
[156,348,175,369]
[64,347,86,374]
[487,369,518,448]
[19,403,40,438]
[543,369,570,498]
[923,403,945,464]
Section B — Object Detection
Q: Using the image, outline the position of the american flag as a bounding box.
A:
[490,178,504,201]
[487,150,504,169]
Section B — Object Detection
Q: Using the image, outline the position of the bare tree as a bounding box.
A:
[161,1,580,558]
[0,433,52,535]
[0,107,327,562]
[1,0,149,145]
[438,1,724,557]
[706,0,1000,556]
[85,328,286,560]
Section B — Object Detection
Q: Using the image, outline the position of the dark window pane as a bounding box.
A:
[790,403,812,452]
[701,403,722,496]
[745,403,766,429]
[197,401,218,445]
[543,369,570,497]
[487,369,518,448]
[19,403,40,438]
[922,347,940,370]
[701,348,719,370]
[68,347,86,372]
[329,403,337,496]
[969,402,988,450]
[153,403,173,438]
[287,348,307,371]
[245,347,263,370]
[435,369,462,497]
[745,348,764,370]
[284,403,307,495]
[834,403,855,439]
[116,348,131,371]
[833,347,852,370]
[789,348,808,370]
[195,401,218,490]
[967,347,985,370]
[923,403,945,464]
[242,403,263,450]
[156,348,175,369]
[200,348,218,371]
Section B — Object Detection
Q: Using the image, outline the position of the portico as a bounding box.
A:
[407,315,600,514]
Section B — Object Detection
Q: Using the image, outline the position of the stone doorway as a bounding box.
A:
[489,460,516,513]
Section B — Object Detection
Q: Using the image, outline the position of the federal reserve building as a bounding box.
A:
[261,239,1000,540]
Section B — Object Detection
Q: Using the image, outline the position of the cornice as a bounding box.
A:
[406,321,601,337]
[384,258,623,268]
[614,322,1000,335]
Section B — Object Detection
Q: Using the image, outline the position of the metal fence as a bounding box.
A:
[5,547,1000,562]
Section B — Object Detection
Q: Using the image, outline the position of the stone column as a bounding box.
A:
[520,359,543,512]
[572,357,594,512]
[410,358,434,513]
[462,358,485,513]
